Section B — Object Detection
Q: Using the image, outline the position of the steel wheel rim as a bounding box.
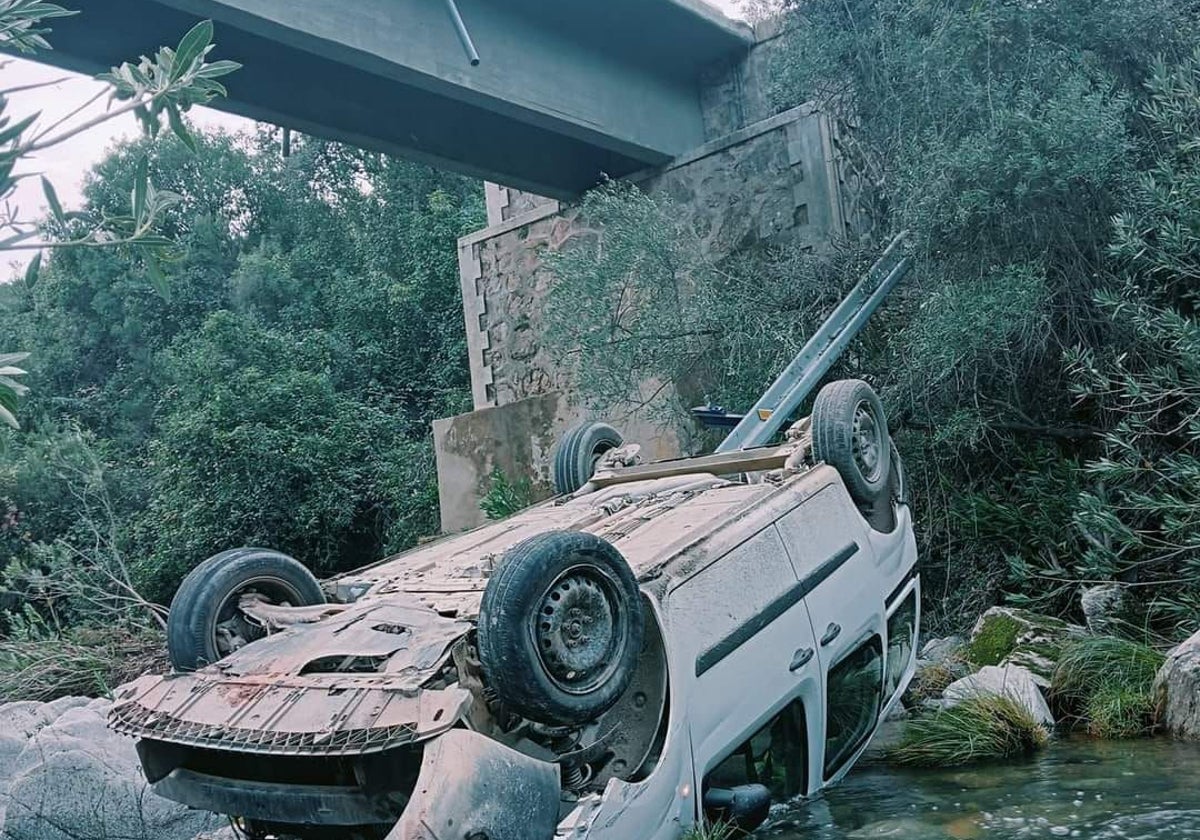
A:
[852,400,884,482]
[210,575,303,658]
[532,563,626,695]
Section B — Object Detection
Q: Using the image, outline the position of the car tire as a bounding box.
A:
[477,531,643,726]
[811,379,892,508]
[553,421,623,495]
[167,548,324,672]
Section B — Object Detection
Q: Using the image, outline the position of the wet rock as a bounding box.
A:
[920,635,966,665]
[847,817,938,837]
[904,660,965,707]
[966,607,1087,684]
[1080,584,1127,635]
[862,719,908,762]
[193,830,238,840]
[0,697,222,840]
[1153,629,1200,739]
[943,664,1055,728]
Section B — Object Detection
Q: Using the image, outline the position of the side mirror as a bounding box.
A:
[702,783,772,833]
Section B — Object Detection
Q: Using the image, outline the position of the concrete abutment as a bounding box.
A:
[434,29,869,532]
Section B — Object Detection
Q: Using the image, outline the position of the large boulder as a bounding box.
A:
[943,664,1055,728]
[965,607,1087,685]
[1153,629,1200,739]
[0,696,222,840]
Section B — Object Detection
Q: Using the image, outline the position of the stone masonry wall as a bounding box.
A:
[433,23,873,533]
[436,103,860,532]
[461,104,850,412]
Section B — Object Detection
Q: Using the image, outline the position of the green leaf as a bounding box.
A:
[0,375,28,396]
[0,403,18,431]
[40,176,64,223]
[0,231,34,249]
[0,353,31,367]
[129,234,174,248]
[195,59,241,79]
[131,156,148,224]
[146,255,171,300]
[172,20,214,80]
[166,105,196,152]
[0,111,37,147]
[23,251,41,285]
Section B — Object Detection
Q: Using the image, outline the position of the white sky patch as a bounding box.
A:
[1,0,747,275]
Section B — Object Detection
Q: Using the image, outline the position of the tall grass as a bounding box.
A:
[0,624,167,702]
[885,695,1050,767]
[683,823,735,840]
[1050,636,1164,738]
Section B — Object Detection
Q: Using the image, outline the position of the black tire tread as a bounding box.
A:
[478,530,642,725]
[811,379,892,507]
[553,422,623,495]
[167,547,324,672]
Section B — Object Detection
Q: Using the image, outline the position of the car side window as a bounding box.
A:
[822,635,883,779]
[885,589,918,700]
[705,698,808,798]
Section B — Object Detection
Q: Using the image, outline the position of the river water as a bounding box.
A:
[765,739,1200,839]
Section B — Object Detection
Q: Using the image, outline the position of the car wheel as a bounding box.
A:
[477,530,643,726]
[811,379,892,508]
[553,421,623,495]
[167,548,325,671]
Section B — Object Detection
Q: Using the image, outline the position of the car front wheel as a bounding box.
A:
[166,547,325,671]
[477,530,643,726]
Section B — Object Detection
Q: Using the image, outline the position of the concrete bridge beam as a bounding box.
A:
[40,0,753,198]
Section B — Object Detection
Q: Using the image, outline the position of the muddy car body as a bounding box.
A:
[111,234,920,840]
[109,384,919,840]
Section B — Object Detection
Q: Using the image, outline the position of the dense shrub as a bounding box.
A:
[1,130,483,613]
[545,3,1200,638]
[1051,636,1165,738]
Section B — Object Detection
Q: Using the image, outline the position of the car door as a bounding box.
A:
[666,523,822,800]
[774,477,887,784]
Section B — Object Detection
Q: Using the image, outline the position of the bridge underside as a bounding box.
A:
[42,0,752,198]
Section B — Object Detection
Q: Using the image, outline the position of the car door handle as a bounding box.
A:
[789,647,814,672]
[820,623,841,647]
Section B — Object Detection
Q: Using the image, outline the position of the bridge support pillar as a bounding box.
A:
[434,98,871,533]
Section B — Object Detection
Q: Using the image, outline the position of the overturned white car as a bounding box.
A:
[108,238,919,840]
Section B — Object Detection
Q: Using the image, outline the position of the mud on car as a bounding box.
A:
[107,375,919,840]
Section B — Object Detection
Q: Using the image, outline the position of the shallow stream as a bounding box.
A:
[765,739,1200,839]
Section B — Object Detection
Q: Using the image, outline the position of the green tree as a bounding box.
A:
[544,0,1200,633]
[0,2,240,427]
[1060,55,1200,637]
[2,128,483,608]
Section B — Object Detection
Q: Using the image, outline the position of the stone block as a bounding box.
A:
[433,393,684,534]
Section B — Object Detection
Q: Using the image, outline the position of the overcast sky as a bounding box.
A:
[2,0,744,274]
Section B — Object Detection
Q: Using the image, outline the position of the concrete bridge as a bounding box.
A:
[41,1,868,531]
[42,0,754,198]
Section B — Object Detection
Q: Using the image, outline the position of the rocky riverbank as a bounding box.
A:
[0,696,223,840]
[869,597,1200,767]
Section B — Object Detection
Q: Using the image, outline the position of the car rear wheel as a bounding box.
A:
[167,548,325,671]
[812,379,892,508]
[477,531,643,726]
[553,421,623,495]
